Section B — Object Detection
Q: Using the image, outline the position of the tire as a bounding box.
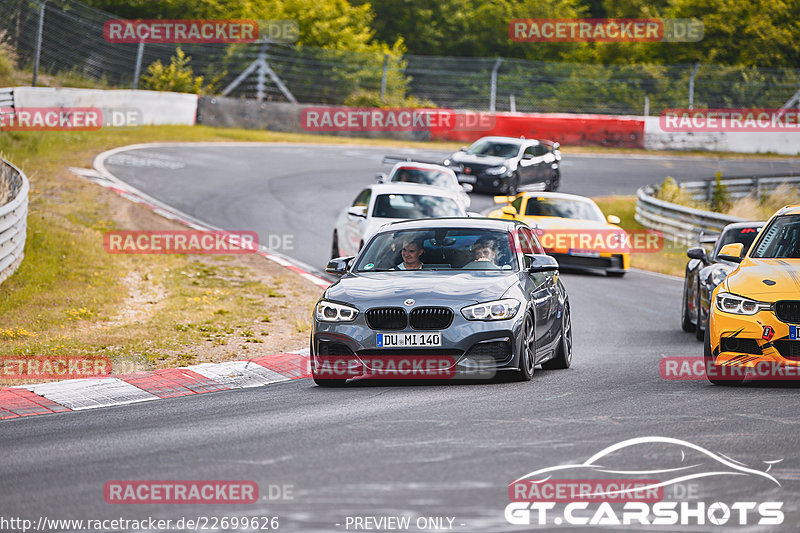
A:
[607,270,626,278]
[313,376,348,387]
[543,303,572,370]
[695,283,705,341]
[331,231,340,260]
[506,174,519,195]
[704,327,744,386]
[545,170,560,191]
[514,312,535,381]
[681,277,695,332]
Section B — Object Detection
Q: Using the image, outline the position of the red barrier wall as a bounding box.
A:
[431,112,645,148]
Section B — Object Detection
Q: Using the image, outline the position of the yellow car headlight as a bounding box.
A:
[715,292,771,315]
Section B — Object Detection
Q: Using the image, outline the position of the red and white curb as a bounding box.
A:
[0,351,310,420]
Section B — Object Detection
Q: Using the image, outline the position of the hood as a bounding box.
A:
[451,152,510,168]
[724,258,800,299]
[325,270,518,308]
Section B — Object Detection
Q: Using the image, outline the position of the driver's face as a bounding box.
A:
[474,247,496,261]
[402,243,423,263]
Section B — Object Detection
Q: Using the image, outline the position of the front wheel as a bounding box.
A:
[543,303,572,370]
[515,312,535,381]
[681,277,694,332]
[313,376,348,387]
[506,174,519,195]
[695,282,705,340]
[546,170,560,191]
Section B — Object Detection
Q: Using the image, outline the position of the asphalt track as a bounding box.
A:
[3,144,800,532]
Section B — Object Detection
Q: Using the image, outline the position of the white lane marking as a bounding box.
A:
[21,378,159,410]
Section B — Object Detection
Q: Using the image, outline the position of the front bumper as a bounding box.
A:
[549,252,630,273]
[709,306,800,370]
[311,312,525,380]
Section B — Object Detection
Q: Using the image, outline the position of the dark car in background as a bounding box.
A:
[443,136,561,194]
[312,217,572,386]
[681,221,764,339]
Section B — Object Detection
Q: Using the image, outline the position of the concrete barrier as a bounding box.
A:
[12,87,197,126]
[643,116,800,155]
[196,97,429,141]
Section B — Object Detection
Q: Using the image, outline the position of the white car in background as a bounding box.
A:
[331,183,467,259]
[376,161,472,209]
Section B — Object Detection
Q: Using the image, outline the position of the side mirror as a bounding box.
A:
[686,246,707,262]
[461,183,473,193]
[459,146,467,152]
[718,243,744,263]
[522,153,534,160]
[326,256,354,275]
[501,205,517,218]
[347,206,367,218]
[376,172,388,183]
[526,254,559,272]
[606,214,621,225]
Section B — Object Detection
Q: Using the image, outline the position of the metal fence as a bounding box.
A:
[680,175,800,203]
[2,0,800,115]
[0,157,29,287]
[635,175,800,243]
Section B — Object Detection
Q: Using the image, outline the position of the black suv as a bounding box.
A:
[443,136,561,194]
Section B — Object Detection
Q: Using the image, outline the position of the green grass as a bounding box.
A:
[594,195,688,277]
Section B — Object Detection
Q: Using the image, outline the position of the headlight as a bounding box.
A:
[705,265,732,288]
[484,165,508,176]
[715,292,771,315]
[315,300,359,322]
[461,299,520,321]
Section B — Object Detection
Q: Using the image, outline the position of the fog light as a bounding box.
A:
[493,179,500,187]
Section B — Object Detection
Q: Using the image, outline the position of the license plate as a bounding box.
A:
[377,332,441,347]
[568,249,600,257]
[458,174,477,184]
[791,325,799,340]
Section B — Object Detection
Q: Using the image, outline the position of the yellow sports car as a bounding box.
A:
[706,204,800,385]
[487,192,630,277]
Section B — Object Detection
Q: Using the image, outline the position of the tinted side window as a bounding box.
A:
[352,189,371,207]
[533,144,548,157]
[523,227,545,254]
[523,146,536,157]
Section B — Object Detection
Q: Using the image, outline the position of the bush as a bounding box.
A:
[343,89,436,109]
[654,176,706,209]
[710,172,732,212]
[141,48,217,94]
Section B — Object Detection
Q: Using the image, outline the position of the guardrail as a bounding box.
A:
[0,158,29,286]
[635,184,745,244]
[680,174,800,203]
[635,174,799,244]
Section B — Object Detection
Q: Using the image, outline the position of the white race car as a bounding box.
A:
[376,161,472,209]
[331,183,467,259]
